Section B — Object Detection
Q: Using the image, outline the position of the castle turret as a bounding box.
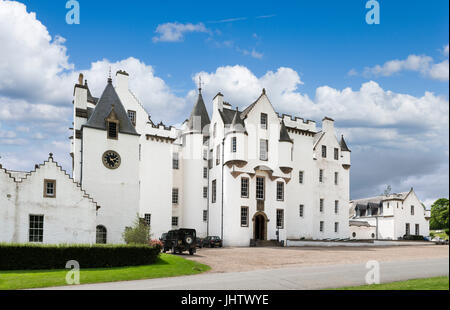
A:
[340,135,351,169]
[278,120,293,173]
[224,109,248,167]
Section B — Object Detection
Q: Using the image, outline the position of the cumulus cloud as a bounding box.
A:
[152,22,210,42]
[361,46,449,81]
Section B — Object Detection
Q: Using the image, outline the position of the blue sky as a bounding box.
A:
[0,0,448,205]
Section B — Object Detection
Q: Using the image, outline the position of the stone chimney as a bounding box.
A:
[78,73,84,85]
[213,92,224,112]
[322,117,335,133]
[116,70,129,91]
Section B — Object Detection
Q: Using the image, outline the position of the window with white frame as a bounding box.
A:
[299,205,304,217]
[320,199,324,213]
[334,172,338,185]
[203,187,208,199]
[319,169,324,183]
[261,113,268,129]
[299,171,304,184]
[321,145,327,158]
[172,188,179,204]
[334,222,339,233]
[320,221,324,232]
[276,182,284,201]
[405,223,410,235]
[203,167,208,179]
[44,179,56,198]
[256,177,265,200]
[241,207,249,227]
[231,137,237,153]
[127,110,136,126]
[241,177,249,198]
[172,153,179,170]
[335,200,339,214]
[334,148,339,160]
[213,123,217,138]
[144,214,151,226]
[203,210,208,222]
[96,225,107,244]
[276,209,284,229]
[260,139,268,161]
[107,121,118,139]
[212,180,217,203]
[172,217,179,227]
[415,224,420,235]
[411,205,414,215]
[29,215,44,242]
[216,145,220,165]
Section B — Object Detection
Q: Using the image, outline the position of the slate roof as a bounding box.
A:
[340,135,351,152]
[219,108,246,127]
[187,93,211,131]
[349,220,373,227]
[84,79,138,135]
[279,120,292,142]
[229,110,247,133]
[351,192,410,205]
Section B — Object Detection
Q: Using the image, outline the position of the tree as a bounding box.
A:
[122,214,151,244]
[429,198,449,230]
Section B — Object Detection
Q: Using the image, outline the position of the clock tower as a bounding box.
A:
[74,76,140,243]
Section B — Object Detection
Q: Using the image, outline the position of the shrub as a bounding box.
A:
[430,232,435,238]
[445,228,449,237]
[123,215,151,244]
[402,234,425,241]
[0,243,160,270]
[149,239,163,250]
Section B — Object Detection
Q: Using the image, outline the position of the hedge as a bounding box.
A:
[0,243,161,270]
[402,234,425,241]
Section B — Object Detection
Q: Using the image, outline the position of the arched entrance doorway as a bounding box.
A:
[252,212,268,241]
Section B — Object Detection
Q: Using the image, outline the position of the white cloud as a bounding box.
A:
[152,22,210,42]
[362,46,449,81]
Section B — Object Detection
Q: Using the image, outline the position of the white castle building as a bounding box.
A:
[1,70,352,246]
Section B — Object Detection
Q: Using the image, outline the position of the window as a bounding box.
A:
[172,217,179,227]
[405,223,410,235]
[321,145,327,158]
[29,215,44,242]
[43,179,56,198]
[261,113,268,129]
[231,137,237,153]
[320,221,324,232]
[260,139,268,161]
[335,200,339,214]
[352,232,357,238]
[208,149,213,169]
[276,209,284,229]
[319,169,324,183]
[203,210,208,222]
[203,149,208,160]
[203,167,208,179]
[144,214,151,226]
[96,225,107,244]
[107,121,118,139]
[203,187,208,199]
[213,123,217,138]
[334,148,339,160]
[172,153,179,170]
[276,182,284,201]
[299,171,304,184]
[299,205,304,217]
[241,207,249,227]
[241,177,249,198]
[415,224,420,236]
[256,177,265,200]
[127,110,136,126]
[172,188,179,204]
[334,222,339,233]
[334,172,338,185]
[411,205,414,215]
[216,145,220,165]
[320,199,324,213]
[212,180,217,203]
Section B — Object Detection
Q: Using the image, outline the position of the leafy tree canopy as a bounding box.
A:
[430,198,449,230]
[122,214,151,244]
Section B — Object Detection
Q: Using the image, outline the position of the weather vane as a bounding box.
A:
[198,76,204,94]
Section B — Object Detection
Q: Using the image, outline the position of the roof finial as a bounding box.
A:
[262,88,266,95]
[49,153,53,160]
[108,66,112,83]
[198,76,203,94]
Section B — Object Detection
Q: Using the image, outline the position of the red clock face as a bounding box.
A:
[102,150,121,169]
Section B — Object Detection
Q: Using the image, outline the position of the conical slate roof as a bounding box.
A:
[84,79,138,135]
[340,135,351,152]
[279,120,292,143]
[187,93,210,131]
[229,110,247,133]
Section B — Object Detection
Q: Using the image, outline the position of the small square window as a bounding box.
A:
[334,148,339,160]
[241,178,249,198]
[203,210,208,222]
[334,172,338,185]
[231,137,237,153]
[322,145,327,158]
[276,209,284,229]
[319,169,324,183]
[107,121,118,139]
[43,179,56,198]
[144,214,151,226]
[203,187,208,198]
[299,205,304,217]
[127,110,136,126]
[276,182,284,201]
[172,217,179,227]
[203,167,208,179]
[172,188,179,204]
[261,113,268,129]
[173,153,179,170]
[334,222,339,233]
[299,171,304,184]
[319,221,324,232]
[241,207,249,227]
[320,199,324,213]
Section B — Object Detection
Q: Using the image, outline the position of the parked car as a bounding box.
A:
[159,233,167,242]
[162,228,197,255]
[196,237,204,248]
[202,236,223,248]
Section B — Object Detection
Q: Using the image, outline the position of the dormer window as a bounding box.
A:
[127,110,136,127]
[107,121,118,139]
[261,113,268,129]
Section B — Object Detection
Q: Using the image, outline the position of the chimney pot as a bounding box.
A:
[78,73,84,85]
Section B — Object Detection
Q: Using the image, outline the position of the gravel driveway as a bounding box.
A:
[181,245,449,273]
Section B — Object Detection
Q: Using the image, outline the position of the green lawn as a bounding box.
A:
[335,276,449,290]
[0,254,210,290]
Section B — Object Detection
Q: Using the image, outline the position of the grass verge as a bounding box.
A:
[0,254,210,290]
[335,276,449,290]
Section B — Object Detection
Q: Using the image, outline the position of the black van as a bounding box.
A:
[162,228,197,255]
